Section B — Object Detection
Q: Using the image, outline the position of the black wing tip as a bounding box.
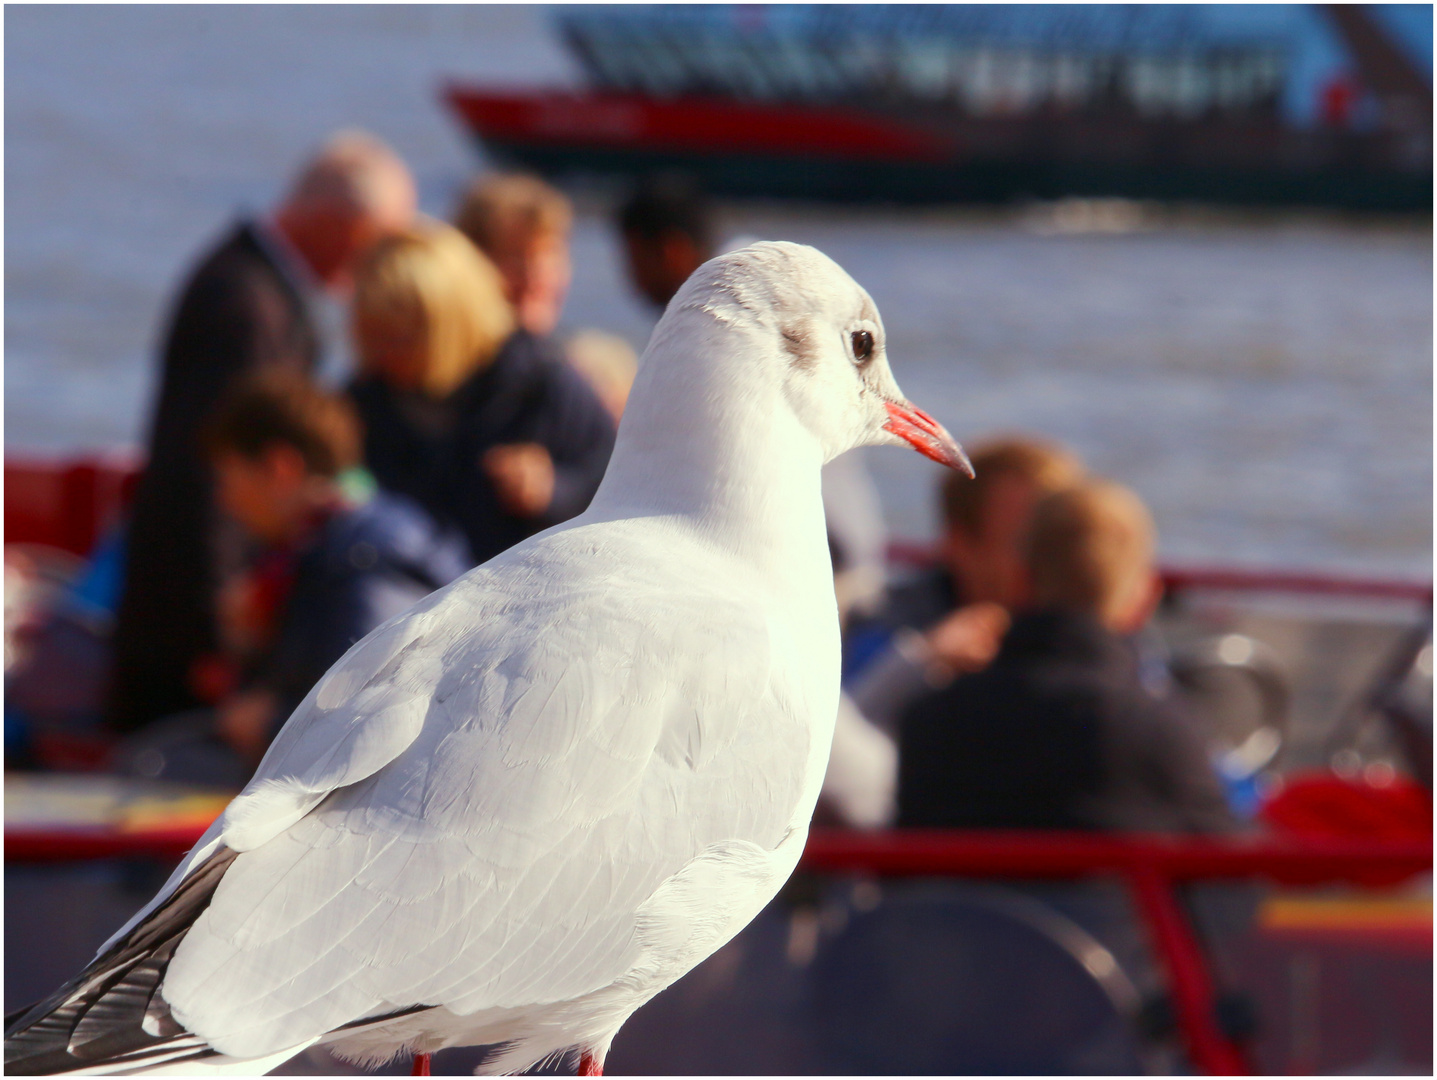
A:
[5,847,238,1074]
[5,1040,219,1076]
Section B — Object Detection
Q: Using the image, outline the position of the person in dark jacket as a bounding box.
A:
[115,370,466,785]
[108,131,416,733]
[349,222,615,566]
[899,479,1234,834]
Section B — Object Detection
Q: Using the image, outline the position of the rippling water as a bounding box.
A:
[6,6,1431,577]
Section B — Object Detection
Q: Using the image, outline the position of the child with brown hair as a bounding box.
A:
[117,370,468,781]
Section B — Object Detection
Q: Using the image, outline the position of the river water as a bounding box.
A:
[6,5,1432,578]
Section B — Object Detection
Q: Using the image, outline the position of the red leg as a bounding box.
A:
[411,1051,432,1075]
[578,1050,602,1076]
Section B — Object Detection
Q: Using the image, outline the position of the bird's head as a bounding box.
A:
[659,240,973,475]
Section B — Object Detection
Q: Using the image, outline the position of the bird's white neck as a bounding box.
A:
[586,312,832,594]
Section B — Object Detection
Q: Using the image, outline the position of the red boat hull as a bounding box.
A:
[443,85,1432,210]
[444,86,952,164]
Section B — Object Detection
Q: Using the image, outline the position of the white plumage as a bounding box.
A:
[5,241,970,1076]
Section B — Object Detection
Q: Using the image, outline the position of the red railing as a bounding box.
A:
[801,829,1432,1076]
[1158,565,1433,605]
[800,829,1433,886]
[4,825,213,864]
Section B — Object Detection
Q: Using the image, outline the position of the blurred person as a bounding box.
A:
[454,172,573,337]
[5,540,128,769]
[108,130,416,733]
[349,222,615,565]
[115,370,467,783]
[847,437,1085,731]
[898,480,1235,833]
[456,175,643,425]
[617,176,713,309]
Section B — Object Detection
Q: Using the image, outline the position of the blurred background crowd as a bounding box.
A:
[5,136,1245,833]
[4,5,1431,1076]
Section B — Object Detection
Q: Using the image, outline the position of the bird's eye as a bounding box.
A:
[851,329,874,363]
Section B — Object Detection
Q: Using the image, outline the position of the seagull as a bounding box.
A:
[5,241,971,1077]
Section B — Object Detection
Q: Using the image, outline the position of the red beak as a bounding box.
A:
[883,401,974,477]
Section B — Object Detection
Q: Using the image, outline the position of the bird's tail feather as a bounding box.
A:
[4,847,238,1075]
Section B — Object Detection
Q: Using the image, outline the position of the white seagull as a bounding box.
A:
[5,241,971,1077]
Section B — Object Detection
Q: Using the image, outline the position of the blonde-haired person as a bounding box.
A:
[454,173,573,337]
[353,220,514,398]
[349,221,615,565]
[898,479,1234,833]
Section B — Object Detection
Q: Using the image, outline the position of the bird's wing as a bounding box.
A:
[159,528,814,1060]
[218,590,451,852]
[87,592,452,961]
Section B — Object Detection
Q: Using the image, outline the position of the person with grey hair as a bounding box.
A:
[274,130,417,291]
[107,130,416,734]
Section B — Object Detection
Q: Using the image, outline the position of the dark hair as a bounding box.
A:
[204,370,361,478]
[617,175,712,250]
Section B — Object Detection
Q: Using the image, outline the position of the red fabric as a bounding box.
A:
[1321,77,1358,127]
[1262,773,1433,841]
[4,459,140,557]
